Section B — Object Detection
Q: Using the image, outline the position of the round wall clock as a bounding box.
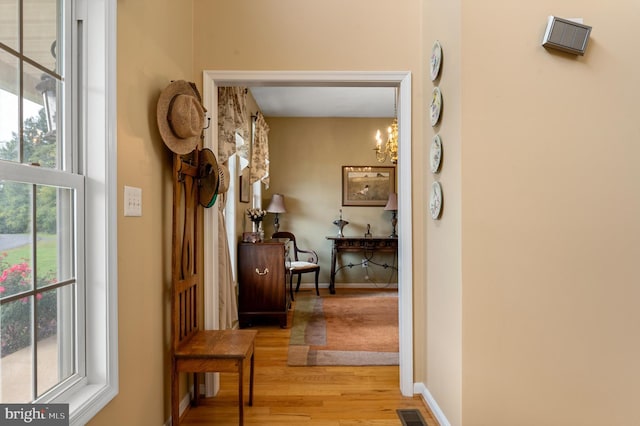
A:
[430,87,442,127]
[430,40,442,81]
[430,134,442,174]
[429,181,443,220]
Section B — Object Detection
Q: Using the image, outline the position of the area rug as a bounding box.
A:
[288,289,399,366]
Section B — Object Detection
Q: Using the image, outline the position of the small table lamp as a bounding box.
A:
[384,192,398,238]
[267,193,287,233]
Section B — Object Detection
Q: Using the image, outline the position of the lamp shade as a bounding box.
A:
[267,193,287,213]
[384,192,398,211]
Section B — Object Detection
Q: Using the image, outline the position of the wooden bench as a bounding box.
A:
[170,152,256,426]
[172,330,256,426]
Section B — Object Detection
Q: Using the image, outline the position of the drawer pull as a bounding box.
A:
[255,268,269,276]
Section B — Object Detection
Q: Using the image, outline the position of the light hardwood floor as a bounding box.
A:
[180,293,438,426]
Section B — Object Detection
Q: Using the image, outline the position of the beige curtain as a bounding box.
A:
[217,191,238,330]
[217,87,249,164]
[251,111,270,187]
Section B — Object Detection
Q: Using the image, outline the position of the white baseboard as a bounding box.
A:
[413,382,451,426]
[164,385,196,426]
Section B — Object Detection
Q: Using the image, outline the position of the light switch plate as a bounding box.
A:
[124,186,142,217]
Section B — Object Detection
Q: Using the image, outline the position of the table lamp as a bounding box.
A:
[384,192,398,238]
[267,193,287,233]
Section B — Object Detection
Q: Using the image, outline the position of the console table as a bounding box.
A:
[326,236,398,294]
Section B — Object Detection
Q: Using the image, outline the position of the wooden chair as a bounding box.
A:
[171,152,256,426]
[272,231,320,298]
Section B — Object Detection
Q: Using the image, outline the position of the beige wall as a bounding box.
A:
[88,0,194,424]
[460,2,640,425]
[424,0,463,424]
[265,117,399,285]
[192,0,422,74]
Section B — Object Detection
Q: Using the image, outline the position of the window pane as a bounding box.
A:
[23,0,59,73]
[24,62,58,168]
[0,297,34,403]
[0,49,20,163]
[37,285,74,398]
[36,186,73,286]
[0,0,84,409]
[0,0,20,51]
[0,182,33,294]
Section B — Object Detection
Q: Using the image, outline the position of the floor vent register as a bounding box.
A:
[396,409,429,426]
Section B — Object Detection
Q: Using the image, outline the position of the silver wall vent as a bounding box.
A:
[542,16,592,56]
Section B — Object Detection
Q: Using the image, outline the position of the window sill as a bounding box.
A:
[66,383,119,426]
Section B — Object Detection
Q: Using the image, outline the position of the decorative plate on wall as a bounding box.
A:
[430,87,442,127]
[430,40,442,81]
[430,134,442,174]
[429,181,443,220]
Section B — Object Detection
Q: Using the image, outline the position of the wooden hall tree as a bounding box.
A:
[157,80,256,426]
[169,150,256,426]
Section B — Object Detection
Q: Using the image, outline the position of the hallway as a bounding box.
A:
[180,292,436,425]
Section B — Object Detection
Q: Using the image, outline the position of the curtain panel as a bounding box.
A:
[251,111,270,187]
[217,87,249,164]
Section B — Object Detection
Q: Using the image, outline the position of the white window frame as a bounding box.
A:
[50,0,118,423]
[0,0,116,421]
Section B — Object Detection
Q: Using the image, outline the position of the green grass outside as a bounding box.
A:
[1,235,58,277]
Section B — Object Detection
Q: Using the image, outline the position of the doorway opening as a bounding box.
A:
[202,71,414,397]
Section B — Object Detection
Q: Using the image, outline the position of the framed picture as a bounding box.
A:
[342,166,395,207]
[239,168,250,203]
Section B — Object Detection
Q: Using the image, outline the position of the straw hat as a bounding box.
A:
[157,80,205,155]
[218,164,230,195]
[198,148,220,208]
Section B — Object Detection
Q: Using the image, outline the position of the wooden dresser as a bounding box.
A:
[238,239,290,327]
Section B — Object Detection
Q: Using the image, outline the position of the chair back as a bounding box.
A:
[272,231,319,265]
[272,231,299,261]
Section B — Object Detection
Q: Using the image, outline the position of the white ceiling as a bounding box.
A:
[249,86,396,118]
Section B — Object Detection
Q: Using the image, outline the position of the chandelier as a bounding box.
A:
[374,118,398,164]
[374,88,398,164]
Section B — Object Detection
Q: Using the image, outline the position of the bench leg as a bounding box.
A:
[238,362,244,426]
[193,373,199,406]
[171,363,179,426]
[249,352,255,406]
[238,349,256,425]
